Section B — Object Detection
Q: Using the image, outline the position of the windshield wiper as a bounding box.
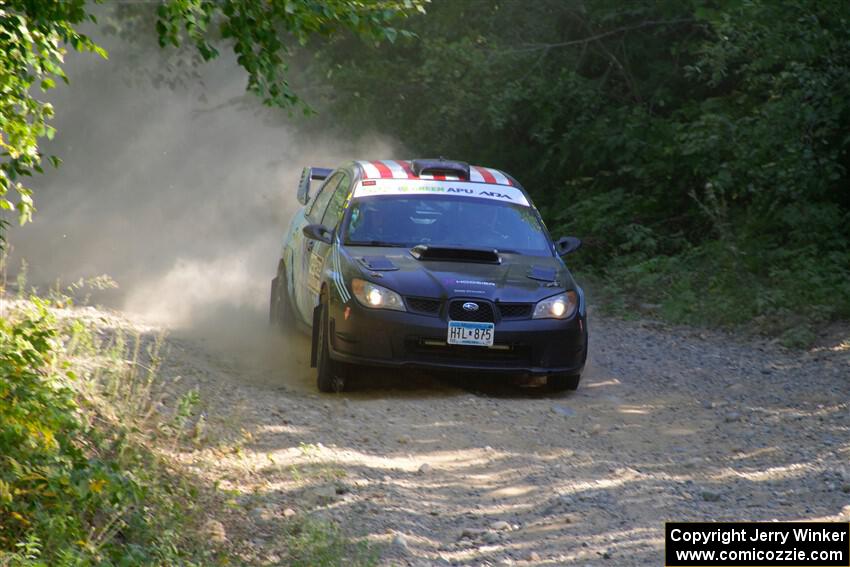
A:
[345,240,408,248]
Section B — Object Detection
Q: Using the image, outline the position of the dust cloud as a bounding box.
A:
[7,25,396,342]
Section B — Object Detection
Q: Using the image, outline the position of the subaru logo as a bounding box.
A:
[462,302,479,312]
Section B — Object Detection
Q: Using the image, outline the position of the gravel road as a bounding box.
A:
[156,311,849,566]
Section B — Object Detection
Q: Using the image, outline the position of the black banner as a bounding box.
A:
[665,522,849,566]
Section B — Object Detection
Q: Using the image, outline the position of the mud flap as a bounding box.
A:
[269,277,279,325]
[310,304,322,367]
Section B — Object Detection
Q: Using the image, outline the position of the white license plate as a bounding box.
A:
[447,321,495,347]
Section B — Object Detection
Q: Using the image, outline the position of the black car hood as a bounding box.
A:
[345,246,574,303]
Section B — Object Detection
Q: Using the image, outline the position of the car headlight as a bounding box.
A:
[351,279,406,311]
[533,291,578,319]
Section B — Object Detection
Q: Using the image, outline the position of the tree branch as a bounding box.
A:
[505,18,697,54]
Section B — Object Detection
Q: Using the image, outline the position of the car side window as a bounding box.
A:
[320,173,351,229]
[307,172,342,222]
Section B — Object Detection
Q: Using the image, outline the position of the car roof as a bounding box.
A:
[346,159,533,208]
[353,159,518,186]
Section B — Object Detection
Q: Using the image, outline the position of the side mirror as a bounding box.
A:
[303,224,333,244]
[555,236,582,256]
[296,167,311,205]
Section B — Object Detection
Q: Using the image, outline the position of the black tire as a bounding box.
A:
[269,270,295,332]
[316,301,346,393]
[546,373,581,392]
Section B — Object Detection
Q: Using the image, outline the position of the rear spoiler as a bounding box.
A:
[297,166,333,205]
[311,167,332,180]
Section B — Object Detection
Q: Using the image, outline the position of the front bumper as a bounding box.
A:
[327,298,588,376]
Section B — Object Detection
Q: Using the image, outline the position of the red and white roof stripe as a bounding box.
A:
[469,165,512,185]
[356,160,513,186]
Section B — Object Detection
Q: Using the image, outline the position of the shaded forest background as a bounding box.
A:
[3,0,849,346]
[304,0,850,346]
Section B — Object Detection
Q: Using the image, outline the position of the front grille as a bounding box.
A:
[406,297,442,315]
[497,303,533,319]
[449,300,495,322]
[405,337,532,366]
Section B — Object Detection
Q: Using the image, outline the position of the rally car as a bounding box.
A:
[269,159,588,392]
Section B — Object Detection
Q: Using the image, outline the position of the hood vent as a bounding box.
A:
[357,256,399,271]
[410,245,501,264]
[527,265,558,282]
[411,158,470,180]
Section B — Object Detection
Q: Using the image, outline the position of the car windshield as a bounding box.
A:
[345,195,552,256]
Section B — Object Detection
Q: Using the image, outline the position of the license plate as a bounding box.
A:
[447,321,494,347]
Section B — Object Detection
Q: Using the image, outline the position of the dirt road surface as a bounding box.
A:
[152,309,849,566]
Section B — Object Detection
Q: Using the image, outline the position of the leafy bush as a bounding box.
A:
[1,296,378,565]
[0,300,212,565]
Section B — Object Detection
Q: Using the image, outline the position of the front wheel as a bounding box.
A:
[546,373,581,392]
[316,301,346,393]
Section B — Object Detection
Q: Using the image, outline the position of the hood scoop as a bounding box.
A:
[527,265,558,283]
[410,245,501,264]
[357,255,399,271]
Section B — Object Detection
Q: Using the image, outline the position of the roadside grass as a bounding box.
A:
[0,280,377,566]
[0,293,227,566]
[283,519,377,567]
[575,239,850,349]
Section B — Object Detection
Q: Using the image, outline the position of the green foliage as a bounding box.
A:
[0,301,214,565]
[0,301,80,553]
[0,1,106,240]
[0,295,377,565]
[284,518,377,567]
[314,0,850,341]
[0,0,424,244]
[154,0,426,110]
